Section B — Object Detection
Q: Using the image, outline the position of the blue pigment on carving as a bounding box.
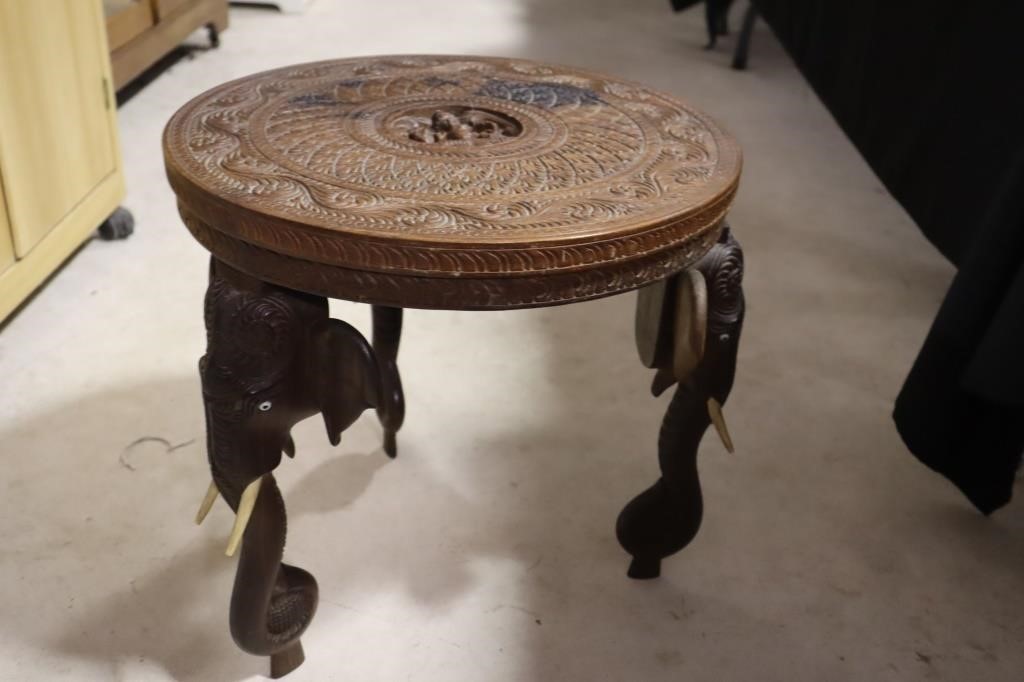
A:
[423,76,461,87]
[289,93,336,107]
[475,79,604,108]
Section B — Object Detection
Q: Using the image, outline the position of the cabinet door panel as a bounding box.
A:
[104,0,157,51]
[155,0,191,20]
[0,0,118,257]
[0,177,13,275]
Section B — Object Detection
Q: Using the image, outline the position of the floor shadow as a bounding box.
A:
[3,360,686,681]
[0,376,475,680]
[116,38,220,107]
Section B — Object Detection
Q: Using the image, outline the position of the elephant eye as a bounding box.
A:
[257,400,273,412]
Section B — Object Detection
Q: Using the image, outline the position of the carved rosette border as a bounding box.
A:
[171,174,736,279]
[182,211,724,310]
[699,230,745,337]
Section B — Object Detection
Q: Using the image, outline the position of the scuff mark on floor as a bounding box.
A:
[119,436,197,471]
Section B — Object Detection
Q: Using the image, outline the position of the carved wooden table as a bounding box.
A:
[163,55,744,678]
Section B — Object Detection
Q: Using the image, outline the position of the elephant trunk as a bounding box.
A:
[616,378,706,565]
[228,473,318,658]
[205,411,317,666]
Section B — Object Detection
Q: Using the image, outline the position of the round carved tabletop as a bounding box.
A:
[164,55,741,309]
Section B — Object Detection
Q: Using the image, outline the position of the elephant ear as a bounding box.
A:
[312,319,381,446]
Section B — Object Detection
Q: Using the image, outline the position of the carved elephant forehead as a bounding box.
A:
[702,232,744,335]
[202,277,303,396]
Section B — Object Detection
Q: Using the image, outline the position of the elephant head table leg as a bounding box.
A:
[195,258,380,677]
[617,226,745,579]
[371,305,405,458]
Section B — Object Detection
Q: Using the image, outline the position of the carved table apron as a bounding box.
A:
[163,55,744,678]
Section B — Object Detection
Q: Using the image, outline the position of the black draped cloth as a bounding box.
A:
[674,1,1024,512]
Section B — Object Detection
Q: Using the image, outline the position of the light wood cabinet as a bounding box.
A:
[0,177,14,276]
[0,0,126,323]
[104,0,228,91]
[105,0,157,53]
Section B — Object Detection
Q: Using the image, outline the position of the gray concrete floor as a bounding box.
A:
[1,0,1022,680]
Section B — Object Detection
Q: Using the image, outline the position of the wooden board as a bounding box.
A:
[0,0,118,258]
[0,174,13,276]
[104,0,156,52]
[0,172,123,323]
[154,0,193,19]
[110,0,228,91]
[0,0,124,323]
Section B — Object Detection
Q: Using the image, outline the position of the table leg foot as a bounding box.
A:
[270,642,305,679]
[627,556,662,580]
[382,429,398,458]
[616,389,705,578]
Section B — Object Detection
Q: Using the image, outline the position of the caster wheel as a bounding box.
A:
[98,207,134,241]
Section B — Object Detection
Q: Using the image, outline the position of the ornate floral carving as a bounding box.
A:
[397,107,522,144]
[183,211,723,309]
[164,56,741,283]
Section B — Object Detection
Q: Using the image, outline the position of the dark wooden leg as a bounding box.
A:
[206,22,221,49]
[199,258,380,676]
[270,642,305,679]
[372,305,405,457]
[617,227,745,579]
[731,4,758,70]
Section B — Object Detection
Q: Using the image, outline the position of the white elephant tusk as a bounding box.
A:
[707,398,735,453]
[225,477,262,557]
[195,480,220,525]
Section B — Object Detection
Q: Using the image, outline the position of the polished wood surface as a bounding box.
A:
[108,0,228,91]
[0,175,12,276]
[165,55,741,309]
[0,0,125,323]
[0,0,118,257]
[103,0,156,52]
[155,0,195,18]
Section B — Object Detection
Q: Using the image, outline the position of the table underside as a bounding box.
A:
[181,207,727,309]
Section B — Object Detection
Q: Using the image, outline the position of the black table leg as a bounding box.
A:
[732,4,758,70]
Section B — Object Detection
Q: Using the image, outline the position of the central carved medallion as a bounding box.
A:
[393,106,523,144]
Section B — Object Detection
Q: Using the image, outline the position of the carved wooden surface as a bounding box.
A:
[164,55,741,309]
[166,56,747,677]
[617,227,745,579]
[199,259,381,676]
